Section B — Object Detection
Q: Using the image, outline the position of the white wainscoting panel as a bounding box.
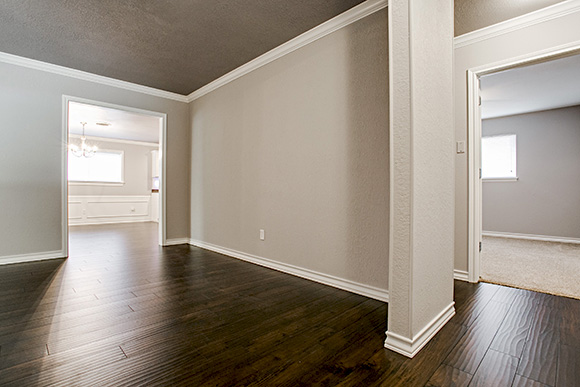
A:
[69,195,152,225]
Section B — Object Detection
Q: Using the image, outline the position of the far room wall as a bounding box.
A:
[482,106,580,239]
[68,138,160,225]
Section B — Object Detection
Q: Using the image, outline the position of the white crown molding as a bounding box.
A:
[69,134,159,147]
[0,250,66,266]
[483,231,580,245]
[454,269,470,282]
[164,238,191,246]
[454,0,580,49]
[187,0,388,102]
[189,239,389,302]
[0,51,189,103]
[384,302,455,358]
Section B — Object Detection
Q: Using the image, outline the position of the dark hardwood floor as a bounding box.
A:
[0,222,578,386]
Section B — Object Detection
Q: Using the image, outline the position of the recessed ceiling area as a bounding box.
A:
[69,101,161,144]
[0,0,365,95]
[480,53,580,119]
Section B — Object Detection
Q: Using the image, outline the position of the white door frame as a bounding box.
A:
[61,95,168,254]
[466,43,580,283]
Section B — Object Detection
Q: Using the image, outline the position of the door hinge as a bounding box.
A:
[479,241,482,252]
[479,168,482,179]
[479,96,482,106]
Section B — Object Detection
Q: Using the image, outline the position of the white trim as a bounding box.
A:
[61,96,69,258]
[0,51,188,102]
[454,0,580,48]
[468,42,580,76]
[467,71,482,284]
[68,195,152,225]
[482,178,518,182]
[68,182,125,187]
[186,0,387,101]
[384,302,455,358]
[483,231,580,245]
[0,52,188,102]
[159,112,167,246]
[68,219,153,227]
[69,134,159,147]
[189,239,389,302]
[164,238,191,246]
[454,270,470,282]
[0,250,66,266]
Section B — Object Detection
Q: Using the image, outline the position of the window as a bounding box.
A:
[68,149,124,183]
[481,134,517,180]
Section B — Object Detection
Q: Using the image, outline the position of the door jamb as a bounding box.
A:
[61,95,168,253]
[467,43,580,283]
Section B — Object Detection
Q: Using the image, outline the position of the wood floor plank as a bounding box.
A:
[516,304,561,386]
[443,300,509,374]
[0,223,575,386]
[489,294,538,357]
[512,375,551,387]
[469,349,518,387]
[425,364,472,387]
[556,344,580,387]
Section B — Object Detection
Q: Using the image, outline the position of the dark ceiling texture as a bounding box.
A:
[0,0,365,95]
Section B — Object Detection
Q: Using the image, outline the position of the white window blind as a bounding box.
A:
[68,150,124,183]
[481,134,517,179]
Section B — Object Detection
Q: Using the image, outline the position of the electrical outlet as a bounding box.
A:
[260,229,265,241]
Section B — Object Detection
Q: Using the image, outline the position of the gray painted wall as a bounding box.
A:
[0,62,190,258]
[454,0,564,36]
[68,139,158,196]
[190,10,389,290]
[482,106,580,239]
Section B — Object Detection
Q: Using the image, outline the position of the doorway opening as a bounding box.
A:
[467,47,580,299]
[62,96,167,256]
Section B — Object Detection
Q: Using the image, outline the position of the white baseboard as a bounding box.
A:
[384,302,455,358]
[189,239,389,302]
[164,238,190,246]
[483,231,580,245]
[0,250,66,266]
[454,269,470,282]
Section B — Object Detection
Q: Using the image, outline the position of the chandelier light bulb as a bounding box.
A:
[70,122,98,158]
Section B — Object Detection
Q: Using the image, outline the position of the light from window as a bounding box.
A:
[68,150,124,183]
[481,134,517,179]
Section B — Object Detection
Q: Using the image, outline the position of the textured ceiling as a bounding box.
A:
[0,0,365,95]
[69,101,161,143]
[481,53,580,119]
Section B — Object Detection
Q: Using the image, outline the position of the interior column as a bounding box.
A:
[385,0,455,358]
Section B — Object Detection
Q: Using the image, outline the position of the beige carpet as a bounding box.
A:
[481,236,580,300]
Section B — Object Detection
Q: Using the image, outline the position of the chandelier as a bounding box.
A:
[70,122,98,158]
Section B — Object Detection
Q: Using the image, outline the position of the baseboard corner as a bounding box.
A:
[384,302,455,358]
[164,238,191,246]
[454,269,470,282]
